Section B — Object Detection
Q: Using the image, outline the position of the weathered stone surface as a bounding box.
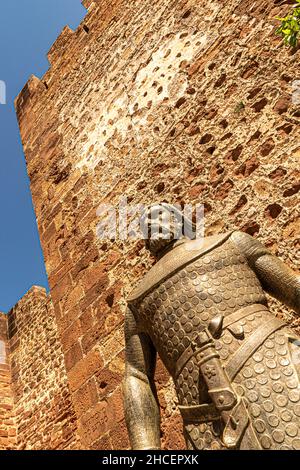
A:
[7,288,79,450]
[0,288,79,450]
[0,314,16,450]
[10,0,300,450]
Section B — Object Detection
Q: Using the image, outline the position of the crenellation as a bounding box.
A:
[0,287,80,449]
[14,75,45,121]
[0,314,16,449]
[82,0,96,9]
[47,26,75,67]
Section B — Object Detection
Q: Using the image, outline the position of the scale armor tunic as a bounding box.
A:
[128,236,300,450]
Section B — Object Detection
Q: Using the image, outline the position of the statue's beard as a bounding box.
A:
[146,236,174,258]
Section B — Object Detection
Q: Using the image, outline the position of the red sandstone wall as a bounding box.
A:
[0,314,16,449]
[15,0,299,449]
[7,287,79,449]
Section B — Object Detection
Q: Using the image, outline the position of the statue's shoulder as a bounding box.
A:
[230,230,269,264]
[128,232,233,302]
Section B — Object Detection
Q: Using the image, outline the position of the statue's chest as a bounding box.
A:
[129,240,265,369]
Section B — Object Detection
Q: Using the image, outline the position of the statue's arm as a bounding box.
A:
[123,306,161,450]
[231,231,300,314]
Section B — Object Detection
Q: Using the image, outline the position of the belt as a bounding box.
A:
[178,305,286,425]
[175,303,270,379]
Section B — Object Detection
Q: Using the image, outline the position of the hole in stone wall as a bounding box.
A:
[175,97,186,108]
[221,132,232,141]
[137,180,147,190]
[265,203,282,219]
[243,222,260,236]
[186,87,196,95]
[280,73,292,82]
[252,98,268,112]
[268,167,287,180]
[260,139,275,157]
[199,133,213,144]
[157,86,163,94]
[250,130,261,140]
[207,146,216,155]
[180,60,188,70]
[219,119,228,129]
[277,124,293,134]
[247,87,262,100]
[99,381,108,389]
[229,195,248,216]
[204,108,218,120]
[204,202,212,214]
[180,32,189,39]
[83,25,90,33]
[106,293,114,307]
[231,144,243,161]
[214,73,227,88]
[236,156,259,177]
[43,81,49,90]
[283,184,300,197]
[155,182,165,193]
[182,9,192,19]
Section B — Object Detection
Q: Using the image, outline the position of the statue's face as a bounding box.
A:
[142,205,181,258]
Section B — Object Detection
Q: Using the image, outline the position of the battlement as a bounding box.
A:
[0,310,15,450]
[82,0,97,9]
[47,26,75,66]
[0,286,78,449]
[14,75,46,121]
[0,314,7,342]
[14,0,119,118]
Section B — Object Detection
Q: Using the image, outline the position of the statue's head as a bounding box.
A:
[140,203,196,258]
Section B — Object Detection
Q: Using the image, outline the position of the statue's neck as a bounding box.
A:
[157,237,188,260]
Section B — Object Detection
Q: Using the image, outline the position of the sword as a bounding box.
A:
[192,315,261,449]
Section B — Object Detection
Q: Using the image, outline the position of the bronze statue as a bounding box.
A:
[123,204,300,450]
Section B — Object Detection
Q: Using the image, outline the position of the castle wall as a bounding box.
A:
[15,0,300,449]
[7,287,79,449]
[0,314,16,450]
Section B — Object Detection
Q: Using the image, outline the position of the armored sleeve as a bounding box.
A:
[231,231,300,314]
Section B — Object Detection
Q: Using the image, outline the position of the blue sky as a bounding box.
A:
[0,1,86,312]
